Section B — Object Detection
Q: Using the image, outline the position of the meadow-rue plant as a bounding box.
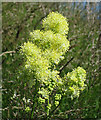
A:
[18,12,87,119]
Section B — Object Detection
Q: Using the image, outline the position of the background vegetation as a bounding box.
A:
[2,2,101,119]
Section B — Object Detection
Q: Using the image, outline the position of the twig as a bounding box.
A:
[69,44,77,50]
[69,36,78,42]
[51,106,96,119]
[0,51,16,57]
[59,57,74,75]
[2,106,23,111]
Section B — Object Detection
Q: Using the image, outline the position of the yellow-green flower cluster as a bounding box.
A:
[25,107,31,112]
[42,12,69,35]
[64,67,86,99]
[20,41,50,83]
[55,94,61,106]
[29,30,69,64]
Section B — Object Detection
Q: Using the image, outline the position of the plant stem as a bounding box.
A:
[31,80,39,119]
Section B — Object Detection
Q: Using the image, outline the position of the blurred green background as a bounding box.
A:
[2,2,101,119]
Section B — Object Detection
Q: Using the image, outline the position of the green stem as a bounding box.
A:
[31,80,39,119]
[47,93,64,119]
[46,98,49,120]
